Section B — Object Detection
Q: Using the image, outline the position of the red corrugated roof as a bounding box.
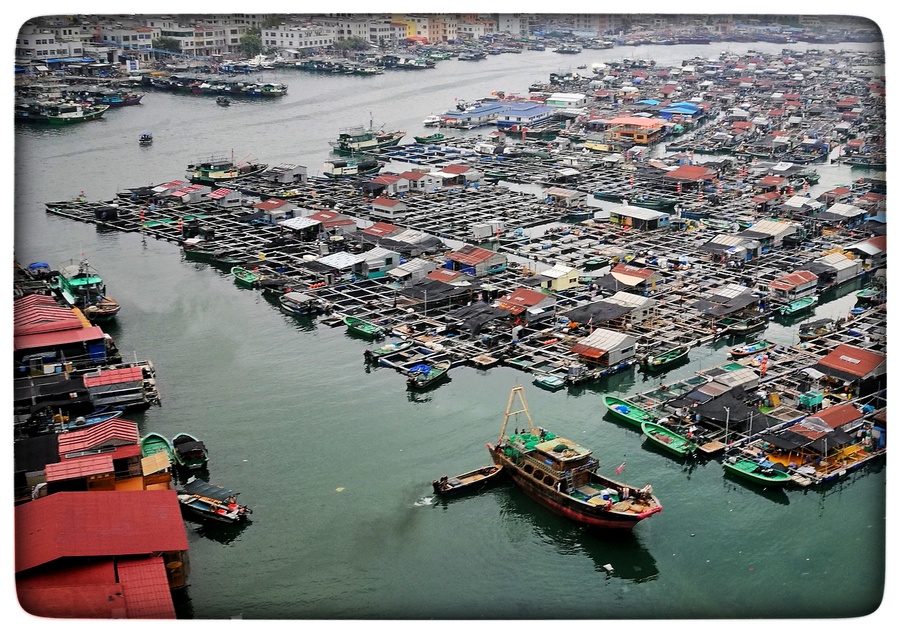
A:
[363,221,399,237]
[441,164,474,175]
[768,270,818,290]
[45,453,115,481]
[82,366,144,388]
[207,187,235,199]
[664,164,715,181]
[254,198,289,211]
[14,294,83,335]
[500,287,548,307]
[57,418,140,455]
[17,550,177,618]
[446,245,497,266]
[817,344,885,379]
[570,343,605,358]
[758,175,786,186]
[14,324,107,352]
[15,490,189,573]
[610,263,655,280]
[816,403,863,429]
[373,197,401,207]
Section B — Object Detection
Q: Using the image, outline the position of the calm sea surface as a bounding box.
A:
[9,41,889,622]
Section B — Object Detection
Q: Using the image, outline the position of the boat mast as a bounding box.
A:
[499,386,536,443]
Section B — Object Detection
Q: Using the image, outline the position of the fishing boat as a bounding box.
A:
[171,433,209,470]
[432,465,504,497]
[140,432,174,463]
[322,158,383,178]
[231,266,263,289]
[602,395,657,427]
[186,154,268,186]
[42,102,110,125]
[406,360,451,391]
[532,373,567,392]
[778,296,817,316]
[724,313,769,334]
[855,287,885,304]
[54,408,124,432]
[138,132,153,146]
[279,291,332,317]
[329,117,405,155]
[177,476,252,524]
[722,454,792,487]
[640,345,689,371]
[413,133,445,144]
[488,386,663,530]
[640,421,698,458]
[628,195,679,211]
[798,318,837,341]
[729,340,776,358]
[52,258,121,322]
[422,114,441,126]
[216,96,231,106]
[344,315,386,339]
[363,338,415,362]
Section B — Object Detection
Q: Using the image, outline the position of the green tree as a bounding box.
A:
[333,36,371,57]
[239,31,263,58]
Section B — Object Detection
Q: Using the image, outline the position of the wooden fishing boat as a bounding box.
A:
[322,158,383,179]
[216,96,231,106]
[729,340,776,358]
[726,313,769,334]
[603,395,657,427]
[231,266,263,289]
[56,408,124,432]
[640,345,689,371]
[432,465,504,497]
[488,387,663,531]
[140,432,173,463]
[186,155,268,186]
[344,315,386,339]
[52,258,121,323]
[330,120,405,155]
[855,287,884,304]
[171,433,209,470]
[640,421,698,458]
[279,291,332,317]
[406,360,451,390]
[414,133,445,144]
[364,339,415,362]
[532,373,567,392]
[177,477,252,524]
[798,318,837,341]
[778,296,817,316]
[722,455,792,487]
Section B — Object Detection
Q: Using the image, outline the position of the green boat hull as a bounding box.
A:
[641,421,698,457]
[603,396,656,427]
[723,457,792,486]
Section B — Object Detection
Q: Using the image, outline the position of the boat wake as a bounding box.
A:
[414,496,435,507]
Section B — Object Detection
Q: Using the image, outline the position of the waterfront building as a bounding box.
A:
[569,328,637,367]
[262,23,336,52]
[811,345,886,398]
[444,245,507,277]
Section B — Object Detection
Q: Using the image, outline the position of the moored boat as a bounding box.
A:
[855,287,885,304]
[177,476,252,524]
[54,408,124,432]
[432,465,504,497]
[322,158,383,178]
[413,133,445,144]
[330,118,405,155]
[406,360,451,390]
[363,338,415,362]
[778,296,817,316]
[640,345,689,371]
[187,155,268,185]
[279,291,332,317]
[422,114,441,126]
[140,432,174,463]
[171,432,209,470]
[798,318,837,341]
[533,373,567,392]
[43,102,109,125]
[52,258,121,322]
[231,266,263,289]
[216,96,231,106]
[139,132,153,146]
[344,315,386,339]
[603,395,657,427]
[488,386,663,530]
[729,340,776,358]
[722,454,792,487]
[640,421,698,458]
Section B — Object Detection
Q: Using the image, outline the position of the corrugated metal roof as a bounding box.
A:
[82,366,144,388]
[45,453,115,481]
[15,490,189,573]
[57,418,140,455]
[14,324,107,353]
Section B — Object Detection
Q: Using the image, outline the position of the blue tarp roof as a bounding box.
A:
[661,107,700,115]
[668,102,702,112]
[637,99,661,105]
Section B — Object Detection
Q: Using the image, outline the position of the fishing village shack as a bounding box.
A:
[534,263,580,292]
[496,102,556,129]
[845,235,887,269]
[254,197,295,223]
[278,216,322,242]
[368,174,409,197]
[699,234,761,263]
[816,202,867,229]
[14,294,119,374]
[205,187,242,209]
[431,163,483,188]
[736,218,801,251]
[494,286,557,326]
[439,102,506,129]
[48,418,142,491]
[357,246,401,279]
[386,257,437,287]
[608,205,670,231]
[397,169,442,192]
[162,183,211,205]
[307,210,358,237]
[778,194,825,219]
[601,116,668,145]
[662,163,718,192]
[565,291,656,329]
[810,344,887,398]
[370,196,407,221]
[359,223,445,257]
[15,489,190,618]
[543,186,587,208]
[569,327,637,367]
[305,252,364,284]
[768,270,818,301]
[259,162,307,185]
[82,365,158,409]
[691,283,760,324]
[806,251,863,289]
[444,244,507,277]
[544,92,589,108]
[603,262,662,295]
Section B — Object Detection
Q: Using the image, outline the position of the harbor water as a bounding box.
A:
[10,40,889,622]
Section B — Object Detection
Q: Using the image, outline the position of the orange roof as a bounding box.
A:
[817,344,886,379]
[82,366,144,388]
[664,164,715,181]
[816,403,863,429]
[768,270,817,290]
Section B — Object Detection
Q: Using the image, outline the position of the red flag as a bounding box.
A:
[615,462,626,475]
